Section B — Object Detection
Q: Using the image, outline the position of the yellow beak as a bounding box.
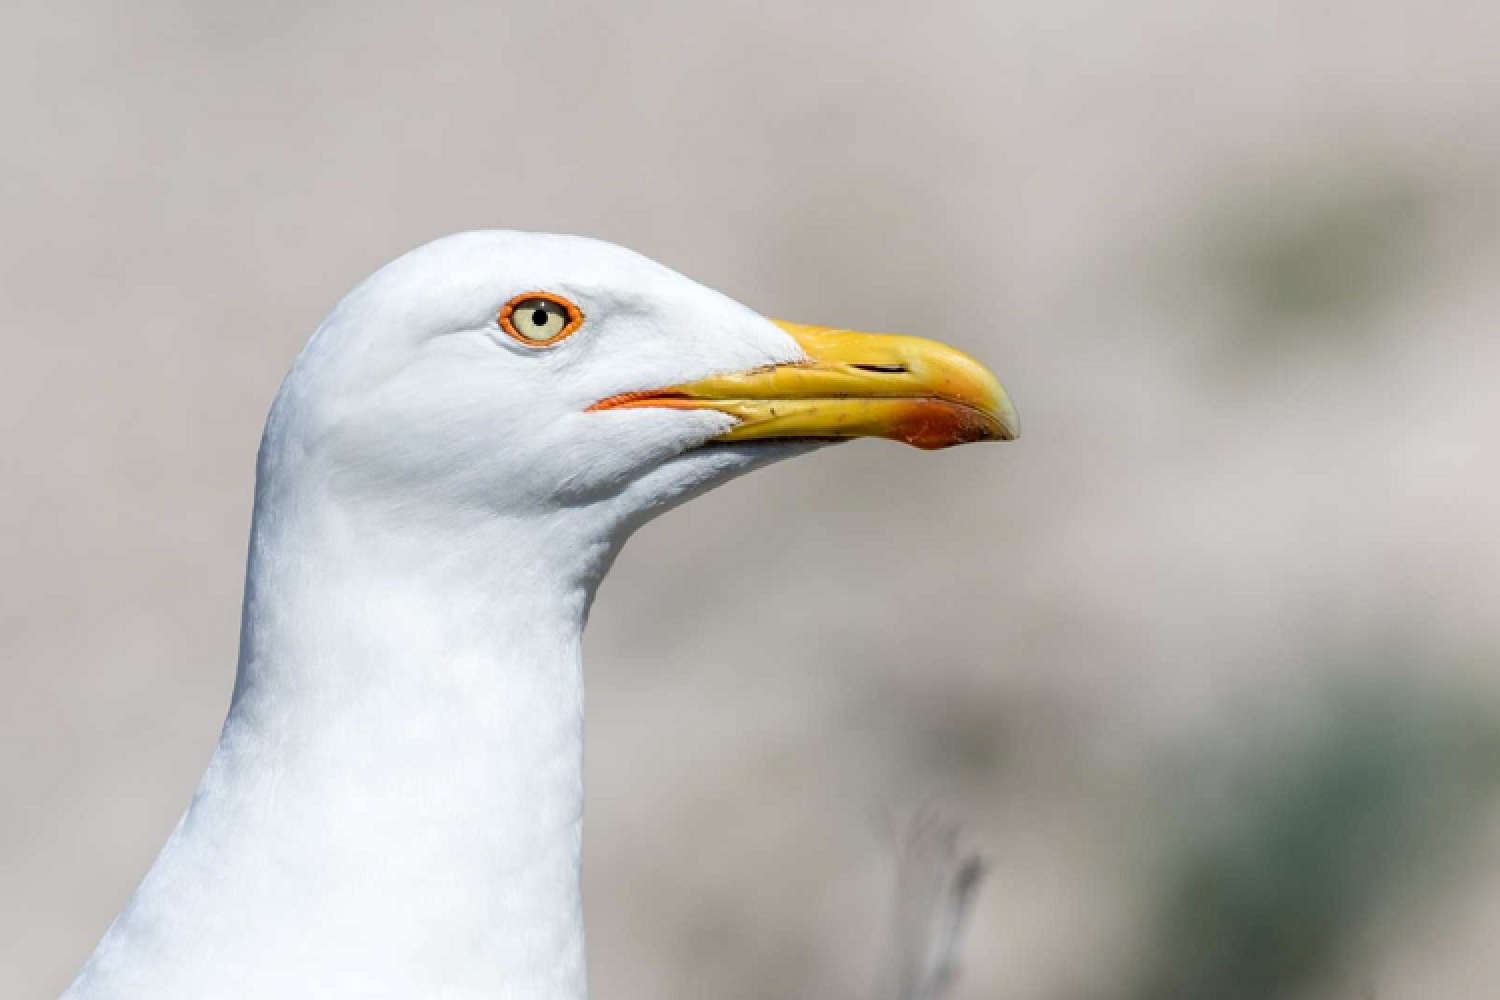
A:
[589,319,1018,450]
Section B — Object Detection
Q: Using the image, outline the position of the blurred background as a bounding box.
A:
[4,1,1499,997]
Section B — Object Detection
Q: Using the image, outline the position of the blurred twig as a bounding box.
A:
[873,811,988,1000]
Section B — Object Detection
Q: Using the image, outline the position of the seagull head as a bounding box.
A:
[266,231,1017,544]
[62,231,1020,999]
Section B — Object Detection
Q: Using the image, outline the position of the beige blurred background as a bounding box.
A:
[5,2,1500,998]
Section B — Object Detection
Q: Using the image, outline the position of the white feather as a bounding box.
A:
[65,233,818,1000]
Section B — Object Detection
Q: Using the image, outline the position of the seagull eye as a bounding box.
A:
[499,293,584,346]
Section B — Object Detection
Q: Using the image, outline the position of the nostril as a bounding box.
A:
[850,363,909,374]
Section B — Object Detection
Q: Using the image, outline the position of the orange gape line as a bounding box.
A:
[586,390,694,411]
[587,392,1000,450]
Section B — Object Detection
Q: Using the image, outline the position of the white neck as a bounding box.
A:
[68,460,613,1000]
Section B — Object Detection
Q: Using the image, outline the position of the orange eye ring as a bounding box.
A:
[498,291,585,347]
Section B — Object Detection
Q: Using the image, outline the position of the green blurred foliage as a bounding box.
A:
[1144,154,1449,373]
[1207,171,1430,325]
[1125,680,1500,1000]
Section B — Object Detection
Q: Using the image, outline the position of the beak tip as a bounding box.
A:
[971,371,1018,443]
[993,395,1020,442]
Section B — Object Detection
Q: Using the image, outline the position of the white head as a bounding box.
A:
[63,231,1017,1000]
[255,231,1015,602]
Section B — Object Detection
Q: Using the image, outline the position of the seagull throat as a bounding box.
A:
[76,472,604,999]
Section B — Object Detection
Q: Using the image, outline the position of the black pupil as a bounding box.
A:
[530,307,551,328]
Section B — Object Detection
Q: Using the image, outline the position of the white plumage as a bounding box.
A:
[64,232,1012,1000]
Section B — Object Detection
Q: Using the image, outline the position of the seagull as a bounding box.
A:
[63,231,1017,1000]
